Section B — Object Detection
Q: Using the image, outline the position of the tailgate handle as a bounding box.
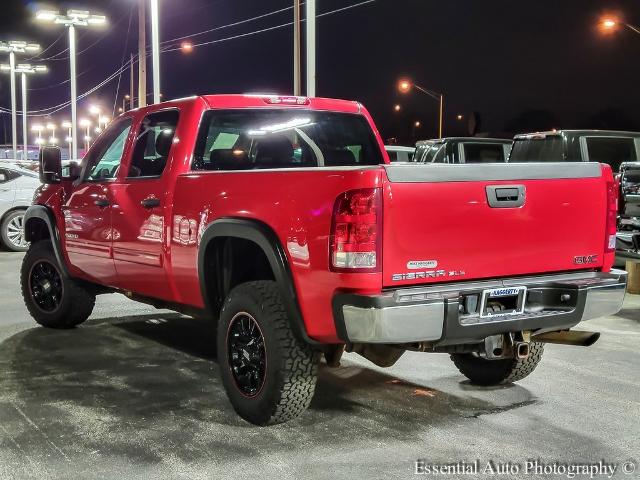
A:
[486,185,526,208]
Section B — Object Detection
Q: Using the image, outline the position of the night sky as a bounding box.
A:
[0,0,639,145]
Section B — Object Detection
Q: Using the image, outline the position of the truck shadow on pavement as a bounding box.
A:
[0,313,543,468]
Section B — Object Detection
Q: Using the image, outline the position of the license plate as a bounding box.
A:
[479,286,527,318]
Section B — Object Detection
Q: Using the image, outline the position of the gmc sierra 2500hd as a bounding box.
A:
[22,95,627,425]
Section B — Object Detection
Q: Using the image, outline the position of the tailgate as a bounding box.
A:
[382,163,608,287]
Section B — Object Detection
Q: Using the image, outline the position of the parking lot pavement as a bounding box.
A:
[0,251,638,480]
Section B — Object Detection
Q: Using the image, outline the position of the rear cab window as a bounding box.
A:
[509,135,568,162]
[192,109,383,171]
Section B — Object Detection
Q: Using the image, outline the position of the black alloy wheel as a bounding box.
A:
[227,312,267,397]
[29,260,64,313]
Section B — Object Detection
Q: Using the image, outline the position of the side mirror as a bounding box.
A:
[62,161,82,181]
[39,146,62,184]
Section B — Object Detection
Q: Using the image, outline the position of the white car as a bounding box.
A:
[385,145,415,163]
[0,162,40,251]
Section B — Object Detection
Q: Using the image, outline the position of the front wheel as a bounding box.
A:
[217,281,318,425]
[20,240,96,328]
[1,210,29,252]
[451,342,544,386]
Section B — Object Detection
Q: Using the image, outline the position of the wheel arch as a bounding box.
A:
[198,218,317,345]
[23,205,69,277]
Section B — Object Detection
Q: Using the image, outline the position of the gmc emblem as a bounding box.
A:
[574,255,598,265]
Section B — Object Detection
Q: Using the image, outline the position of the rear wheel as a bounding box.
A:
[217,281,318,425]
[1,210,29,252]
[451,342,544,385]
[20,240,96,328]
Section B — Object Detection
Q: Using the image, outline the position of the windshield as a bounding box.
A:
[509,136,566,162]
[192,110,384,170]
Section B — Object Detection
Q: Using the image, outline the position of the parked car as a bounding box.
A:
[22,94,626,425]
[413,137,512,163]
[0,162,40,251]
[509,130,640,172]
[385,145,415,162]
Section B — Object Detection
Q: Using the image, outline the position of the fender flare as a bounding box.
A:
[198,218,317,345]
[23,205,69,277]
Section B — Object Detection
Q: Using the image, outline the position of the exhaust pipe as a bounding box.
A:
[515,342,530,359]
[532,330,600,347]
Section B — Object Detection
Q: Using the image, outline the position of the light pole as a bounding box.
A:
[80,119,91,151]
[32,124,44,145]
[46,122,58,145]
[0,41,41,159]
[398,79,444,139]
[5,64,47,160]
[293,0,302,95]
[306,0,316,97]
[62,121,72,151]
[36,9,107,160]
[150,0,161,104]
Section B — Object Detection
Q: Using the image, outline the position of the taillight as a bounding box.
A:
[605,180,618,252]
[330,188,382,272]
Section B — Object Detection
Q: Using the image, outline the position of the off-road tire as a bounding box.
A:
[21,240,96,328]
[451,342,544,385]
[217,280,318,425]
[1,209,28,252]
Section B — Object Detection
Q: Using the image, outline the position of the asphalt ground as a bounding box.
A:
[0,251,638,480]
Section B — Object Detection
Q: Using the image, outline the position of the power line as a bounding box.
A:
[1,0,377,115]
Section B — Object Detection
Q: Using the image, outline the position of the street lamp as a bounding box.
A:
[0,63,47,160]
[599,17,640,35]
[397,78,444,138]
[35,9,107,160]
[0,41,41,159]
[394,104,401,113]
[180,41,194,53]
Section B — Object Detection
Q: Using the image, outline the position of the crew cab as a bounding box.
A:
[413,137,512,164]
[22,95,627,425]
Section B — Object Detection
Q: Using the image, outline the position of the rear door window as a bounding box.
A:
[462,143,507,163]
[128,110,180,178]
[192,110,383,171]
[585,137,637,172]
[509,136,567,162]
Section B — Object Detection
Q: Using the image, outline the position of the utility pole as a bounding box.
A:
[293,0,301,96]
[150,0,161,104]
[306,0,316,97]
[138,0,147,108]
[9,52,16,158]
[130,54,135,110]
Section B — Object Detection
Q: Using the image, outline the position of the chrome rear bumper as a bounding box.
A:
[333,270,627,345]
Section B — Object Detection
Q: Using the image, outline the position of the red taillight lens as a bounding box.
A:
[605,180,618,252]
[330,188,381,272]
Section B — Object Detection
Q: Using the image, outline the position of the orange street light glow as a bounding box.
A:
[398,79,412,93]
[394,104,401,112]
[181,42,194,53]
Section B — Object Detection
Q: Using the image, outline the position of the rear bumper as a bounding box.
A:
[332,270,627,345]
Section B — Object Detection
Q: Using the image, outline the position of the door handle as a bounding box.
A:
[486,185,526,208]
[141,197,160,209]
[94,199,110,208]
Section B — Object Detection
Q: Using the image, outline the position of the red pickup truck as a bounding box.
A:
[22,95,627,425]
